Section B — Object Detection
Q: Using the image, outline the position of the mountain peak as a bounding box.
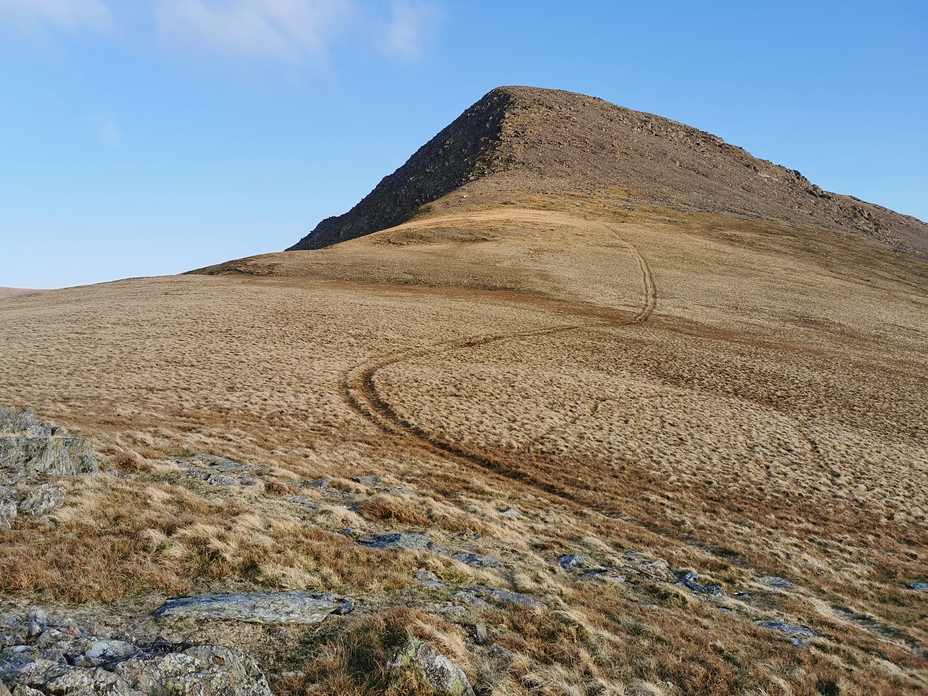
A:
[288,86,928,255]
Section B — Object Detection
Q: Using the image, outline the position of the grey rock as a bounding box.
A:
[0,408,47,437]
[360,533,444,553]
[13,686,44,696]
[756,576,793,589]
[85,640,137,661]
[486,644,515,664]
[306,477,331,488]
[115,644,272,695]
[470,586,546,609]
[580,570,625,583]
[557,554,590,571]
[473,623,488,645]
[438,606,467,615]
[44,666,132,695]
[0,497,16,529]
[500,508,519,517]
[451,552,500,568]
[452,593,492,610]
[283,496,321,511]
[620,552,676,582]
[414,571,445,587]
[19,485,66,517]
[351,475,381,487]
[385,486,416,497]
[387,638,474,696]
[155,591,345,624]
[0,436,98,480]
[910,582,928,591]
[25,610,47,641]
[756,620,818,639]
[677,571,724,597]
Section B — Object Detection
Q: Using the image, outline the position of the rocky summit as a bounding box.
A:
[288,86,928,256]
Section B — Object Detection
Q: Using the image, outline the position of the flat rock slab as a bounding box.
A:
[360,533,445,553]
[155,591,346,624]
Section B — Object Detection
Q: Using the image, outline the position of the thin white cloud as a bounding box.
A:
[382,0,438,61]
[155,0,357,64]
[0,0,113,33]
[89,112,122,146]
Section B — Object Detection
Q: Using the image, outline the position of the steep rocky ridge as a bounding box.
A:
[288,86,928,256]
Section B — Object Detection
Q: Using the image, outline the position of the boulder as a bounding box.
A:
[387,639,474,696]
[0,407,99,525]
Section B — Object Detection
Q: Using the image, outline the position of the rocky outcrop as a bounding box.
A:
[286,86,928,256]
[0,610,272,696]
[155,591,352,624]
[387,639,474,696]
[0,407,98,527]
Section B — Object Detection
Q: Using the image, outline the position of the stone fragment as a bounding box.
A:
[910,582,928,591]
[115,644,272,696]
[557,554,589,571]
[155,591,344,624]
[85,640,137,661]
[452,593,492,610]
[415,571,445,587]
[18,485,66,517]
[756,576,792,589]
[620,552,676,582]
[470,586,546,609]
[387,638,474,696]
[306,477,331,488]
[473,623,488,645]
[501,508,519,517]
[351,475,382,487]
[757,620,818,646]
[360,533,444,553]
[677,571,724,597]
[452,552,500,568]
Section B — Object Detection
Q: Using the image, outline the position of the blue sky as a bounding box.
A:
[1,0,926,289]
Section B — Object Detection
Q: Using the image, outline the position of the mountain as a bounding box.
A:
[288,86,928,256]
[3,88,928,694]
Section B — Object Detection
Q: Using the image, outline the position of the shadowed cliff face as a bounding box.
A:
[286,89,514,250]
[288,86,928,256]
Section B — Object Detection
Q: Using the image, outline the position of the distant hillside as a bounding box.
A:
[0,287,44,299]
[288,86,928,256]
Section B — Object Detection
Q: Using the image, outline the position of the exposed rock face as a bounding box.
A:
[0,407,98,527]
[287,86,928,256]
[387,639,474,696]
[0,610,272,696]
[155,591,350,624]
[288,89,513,250]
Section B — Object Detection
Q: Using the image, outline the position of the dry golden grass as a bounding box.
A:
[1,192,926,693]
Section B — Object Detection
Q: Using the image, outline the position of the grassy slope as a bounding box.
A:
[1,193,926,694]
